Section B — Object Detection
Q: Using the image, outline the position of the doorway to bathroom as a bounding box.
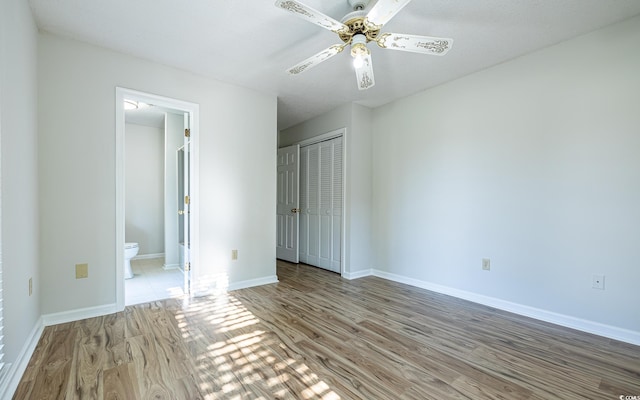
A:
[115,88,199,310]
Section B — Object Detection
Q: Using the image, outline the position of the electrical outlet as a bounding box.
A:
[592,274,605,290]
[232,250,238,261]
[482,258,491,271]
[76,263,89,279]
[29,277,33,296]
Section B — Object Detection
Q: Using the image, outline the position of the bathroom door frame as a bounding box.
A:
[115,87,200,311]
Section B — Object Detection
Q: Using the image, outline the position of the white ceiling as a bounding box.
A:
[29,0,640,130]
[124,106,165,129]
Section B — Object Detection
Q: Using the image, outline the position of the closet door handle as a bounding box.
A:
[291,208,301,213]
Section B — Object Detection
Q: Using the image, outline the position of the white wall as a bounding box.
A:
[125,123,165,255]
[164,113,183,268]
[349,105,373,276]
[371,15,640,334]
[0,0,41,368]
[38,33,277,314]
[279,103,373,276]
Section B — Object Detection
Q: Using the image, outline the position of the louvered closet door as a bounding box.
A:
[299,137,342,273]
[330,138,343,270]
[299,145,319,266]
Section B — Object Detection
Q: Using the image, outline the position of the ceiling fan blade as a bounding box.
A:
[377,33,453,55]
[275,0,348,34]
[286,44,346,75]
[365,0,412,28]
[354,53,375,90]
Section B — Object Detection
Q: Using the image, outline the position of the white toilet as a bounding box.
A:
[124,242,139,279]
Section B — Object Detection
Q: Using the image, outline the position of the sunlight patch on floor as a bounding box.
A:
[174,293,341,399]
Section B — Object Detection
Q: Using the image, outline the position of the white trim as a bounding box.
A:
[0,317,43,400]
[340,129,348,277]
[341,268,372,280]
[42,304,117,327]
[369,269,640,346]
[115,87,200,312]
[190,273,278,296]
[0,303,120,398]
[227,276,279,292]
[133,253,164,260]
[115,89,125,311]
[163,263,181,270]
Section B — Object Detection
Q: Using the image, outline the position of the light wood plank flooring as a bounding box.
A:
[14,260,640,399]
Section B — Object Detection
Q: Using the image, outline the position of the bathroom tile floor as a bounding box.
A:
[124,257,185,305]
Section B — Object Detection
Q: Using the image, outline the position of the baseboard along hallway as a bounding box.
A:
[13,260,640,399]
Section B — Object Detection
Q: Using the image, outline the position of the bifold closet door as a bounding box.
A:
[299,137,342,273]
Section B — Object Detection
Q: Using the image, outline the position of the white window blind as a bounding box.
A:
[0,86,4,381]
[0,215,4,378]
[0,259,4,374]
[0,136,4,378]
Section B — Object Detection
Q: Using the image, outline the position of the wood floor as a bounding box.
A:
[14,261,640,399]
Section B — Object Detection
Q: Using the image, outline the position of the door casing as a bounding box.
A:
[115,87,200,311]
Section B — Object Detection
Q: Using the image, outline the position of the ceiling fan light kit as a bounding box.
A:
[350,34,369,68]
[275,0,453,90]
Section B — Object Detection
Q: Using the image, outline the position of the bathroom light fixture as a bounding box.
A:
[124,99,138,110]
[124,100,151,110]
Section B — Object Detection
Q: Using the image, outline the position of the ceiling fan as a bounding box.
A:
[275,0,453,90]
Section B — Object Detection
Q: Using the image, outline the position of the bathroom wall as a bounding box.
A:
[125,122,165,256]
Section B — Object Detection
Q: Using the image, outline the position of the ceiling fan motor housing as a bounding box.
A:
[348,0,369,11]
[339,11,381,44]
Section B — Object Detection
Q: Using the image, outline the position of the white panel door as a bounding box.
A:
[181,113,192,295]
[276,145,300,262]
[299,137,342,273]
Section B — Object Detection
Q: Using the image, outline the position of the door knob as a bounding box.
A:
[291,208,301,213]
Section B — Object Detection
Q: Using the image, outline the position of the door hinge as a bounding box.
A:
[184,195,190,205]
[185,262,191,272]
[184,128,191,138]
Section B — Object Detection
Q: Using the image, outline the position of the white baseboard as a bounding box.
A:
[342,268,373,280]
[370,269,640,346]
[163,263,181,270]
[0,272,290,400]
[133,253,164,260]
[0,303,119,398]
[190,274,278,298]
[0,316,44,400]
[42,303,117,327]
[227,275,279,292]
